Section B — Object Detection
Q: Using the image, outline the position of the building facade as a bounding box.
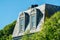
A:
[12,4,60,40]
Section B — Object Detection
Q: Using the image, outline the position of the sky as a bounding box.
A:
[0,0,60,29]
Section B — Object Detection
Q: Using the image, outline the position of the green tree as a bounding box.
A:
[21,11,60,40]
[0,20,16,40]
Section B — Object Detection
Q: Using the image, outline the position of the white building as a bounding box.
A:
[12,4,60,40]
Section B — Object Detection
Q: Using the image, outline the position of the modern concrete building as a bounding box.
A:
[12,4,60,40]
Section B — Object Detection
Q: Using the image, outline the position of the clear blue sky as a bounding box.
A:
[0,0,60,30]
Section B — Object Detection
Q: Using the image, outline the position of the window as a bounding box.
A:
[20,17,24,32]
[31,14,36,29]
[31,15,35,26]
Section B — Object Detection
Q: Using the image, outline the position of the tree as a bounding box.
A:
[21,11,60,40]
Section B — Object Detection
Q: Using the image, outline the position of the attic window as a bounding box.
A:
[19,17,24,33]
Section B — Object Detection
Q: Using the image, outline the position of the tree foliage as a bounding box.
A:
[21,11,60,40]
[0,20,16,40]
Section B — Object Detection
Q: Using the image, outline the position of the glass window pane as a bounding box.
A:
[31,15,35,27]
[20,17,24,32]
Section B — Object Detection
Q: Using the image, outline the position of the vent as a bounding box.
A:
[31,4,38,8]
